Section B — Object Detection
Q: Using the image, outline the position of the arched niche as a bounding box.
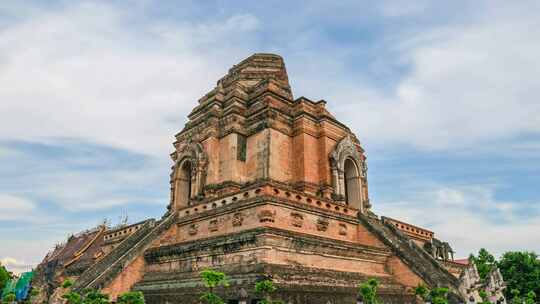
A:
[173,159,193,210]
[169,142,207,211]
[330,135,368,213]
[344,158,362,209]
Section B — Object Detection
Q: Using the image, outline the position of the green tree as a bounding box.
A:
[524,291,536,304]
[510,289,522,304]
[3,292,16,303]
[62,291,83,304]
[358,278,380,304]
[82,289,110,304]
[470,248,496,281]
[497,251,540,300]
[255,279,283,304]
[117,291,145,304]
[414,284,429,301]
[0,263,11,292]
[429,287,449,304]
[478,290,490,304]
[62,279,74,289]
[199,269,229,304]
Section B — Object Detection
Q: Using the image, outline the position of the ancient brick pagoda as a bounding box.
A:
[33,54,468,304]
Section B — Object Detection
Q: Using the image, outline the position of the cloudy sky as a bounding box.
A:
[1,0,539,273]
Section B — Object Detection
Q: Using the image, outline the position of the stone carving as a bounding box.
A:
[258,210,276,223]
[208,219,219,232]
[316,217,329,232]
[170,141,208,208]
[290,212,304,228]
[188,223,198,236]
[425,238,454,261]
[338,223,348,236]
[232,212,244,227]
[329,135,368,211]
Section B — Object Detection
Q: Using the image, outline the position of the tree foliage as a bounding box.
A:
[199,269,229,304]
[117,291,145,304]
[62,279,74,289]
[2,292,16,303]
[358,278,380,304]
[429,287,449,304]
[413,284,449,304]
[62,289,110,304]
[255,279,283,304]
[470,248,497,281]
[62,291,83,304]
[200,269,229,289]
[497,251,540,301]
[0,263,11,292]
[82,289,110,304]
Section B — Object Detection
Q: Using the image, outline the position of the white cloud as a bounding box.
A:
[0,194,36,220]
[0,257,33,274]
[0,2,258,157]
[376,185,540,258]
[297,2,540,150]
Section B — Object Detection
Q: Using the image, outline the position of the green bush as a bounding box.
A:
[3,292,16,303]
[199,269,229,304]
[62,279,74,289]
[82,289,110,304]
[117,291,145,304]
[62,291,82,304]
[358,278,380,304]
[255,279,283,304]
[430,287,449,304]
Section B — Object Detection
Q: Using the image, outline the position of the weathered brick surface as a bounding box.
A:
[35,53,466,303]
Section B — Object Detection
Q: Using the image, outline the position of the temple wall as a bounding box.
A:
[218,133,241,183]
[175,203,362,244]
[246,130,268,181]
[268,129,293,183]
[386,256,426,289]
[201,136,219,185]
[101,255,146,301]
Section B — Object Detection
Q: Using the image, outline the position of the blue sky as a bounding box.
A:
[1,0,539,273]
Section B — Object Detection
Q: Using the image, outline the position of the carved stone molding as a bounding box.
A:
[316,217,330,232]
[258,210,276,223]
[290,212,304,228]
[329,135,369,212]
[232,212,244,227]
[188,224,198,236]
[338,223,348,236]
[170,141,209,209]
[208,219,219,232]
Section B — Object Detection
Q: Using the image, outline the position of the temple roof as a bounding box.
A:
[216,53,293,100]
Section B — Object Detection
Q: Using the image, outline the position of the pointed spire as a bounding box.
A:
[218,53,293,99]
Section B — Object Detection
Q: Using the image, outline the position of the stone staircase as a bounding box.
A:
[73,212,176,292]
[358,214,463,301]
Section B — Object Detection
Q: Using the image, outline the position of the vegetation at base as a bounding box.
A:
[497,251,540,301]
[2,292,16,303]
[430,288,449,304]
[62,291,83,304]
[199,269,229,304]
[0,263,12,292]
[358,278,380,304]
[413,284,449,304]
[469,248,497,281]
[62,279,74,289]
[478,290,490,304]
[413,284,429,301]
[255,279,283,304]
[62,288,145,304]
[116,291,145,304]
[509,289,536,304]
[469,248,540,302]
